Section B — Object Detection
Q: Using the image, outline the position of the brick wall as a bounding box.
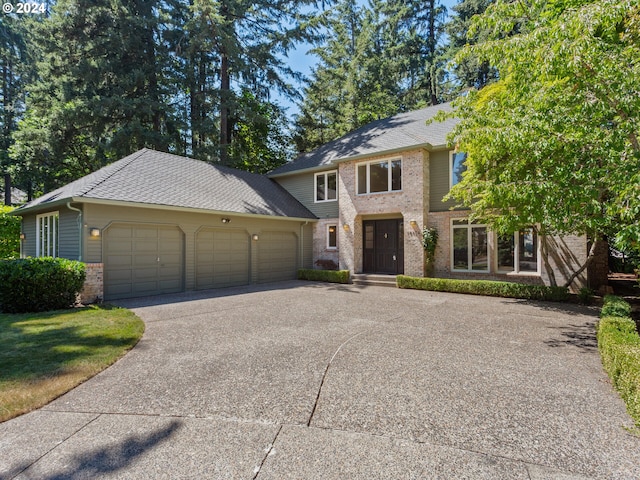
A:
[80,262,104,304]
[313,218,340,269]
[337,149,428,277]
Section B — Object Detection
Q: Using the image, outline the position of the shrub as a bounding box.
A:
[397,275,569,301]
[596,295,640,428]
[601,294,633,318]
[578,287,595,305]
[0,258,86,313]
[0,206,20,259]
[298,268,350,284]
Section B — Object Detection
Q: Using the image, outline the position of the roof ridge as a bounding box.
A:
[77,149,149,197]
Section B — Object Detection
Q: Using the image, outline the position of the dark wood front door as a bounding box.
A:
[363,219,404,274]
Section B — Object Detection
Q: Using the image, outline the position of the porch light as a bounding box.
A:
[19,233,25,240]
[221,217,231,223]
[89,228,101,237]
[252,234,259,241]
[342,224,350,232]
[328,226,336,233]
[409,220,418,227]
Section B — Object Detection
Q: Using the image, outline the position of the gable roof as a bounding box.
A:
[269,103,458,177]
[15,149,316,220]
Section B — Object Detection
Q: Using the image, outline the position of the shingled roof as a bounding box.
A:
[16,149,316,219]
[269,103,457,177]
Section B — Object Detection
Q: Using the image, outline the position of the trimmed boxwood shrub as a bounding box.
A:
[596,295,640,428]
[397,275,569,302]
[298,269,350,284]
[0,258,86,313]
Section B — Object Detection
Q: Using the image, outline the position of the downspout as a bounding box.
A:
[66,202,83,261]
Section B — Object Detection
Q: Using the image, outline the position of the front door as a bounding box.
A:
[363,219,404,274]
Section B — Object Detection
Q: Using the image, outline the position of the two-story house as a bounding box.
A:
[13,104,591,301]
[270,103,589,288]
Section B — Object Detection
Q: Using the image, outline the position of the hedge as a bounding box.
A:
[0,258,86,313]
[397,275,569,301]
[596,295,640,428]
[298,269,350,284]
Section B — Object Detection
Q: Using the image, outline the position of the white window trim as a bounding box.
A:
[356,158,402,195]
[326,224,337,250]
[450,151,467,189]
[496,230,542,276]
[450,218,490,272]
[36,211,59,258]
[314,170,338,203]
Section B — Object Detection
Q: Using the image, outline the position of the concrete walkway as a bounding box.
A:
[1,281,638,479]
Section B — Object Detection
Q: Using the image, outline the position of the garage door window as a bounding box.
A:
[36,212,59,257]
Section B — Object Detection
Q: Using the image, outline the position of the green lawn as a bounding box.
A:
[0,305,144,422]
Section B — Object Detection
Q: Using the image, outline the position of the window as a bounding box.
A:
[327,224,337,249]
[497,227,539,273]
[36,212,59,257]
[315,171,337,202]
[357,159,401,194]
[451,219,488,271]
[450,152,467,188]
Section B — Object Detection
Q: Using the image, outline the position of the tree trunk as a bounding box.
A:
[219,51,230,165]
[4,173,11,206]
[539,231,557,287]
[562,238,603,289]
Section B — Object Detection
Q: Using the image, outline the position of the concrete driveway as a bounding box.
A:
[1,281,639,479]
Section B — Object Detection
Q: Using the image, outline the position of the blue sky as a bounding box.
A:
[278,0,458,117]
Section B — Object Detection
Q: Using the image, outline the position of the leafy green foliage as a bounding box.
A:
[436,0,640,286]
[298,268,350,284]
[397,275,569,301]
[0,206,20,259]
[0,258,86,313]
[228,91,291,174]
[597,295,640,428]
[601,294,633,318]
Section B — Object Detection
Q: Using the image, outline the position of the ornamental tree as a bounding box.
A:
[438,0,640,287]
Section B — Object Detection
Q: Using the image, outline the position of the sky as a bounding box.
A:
[277,0,458,118]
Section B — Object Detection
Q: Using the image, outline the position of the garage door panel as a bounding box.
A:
[195,228,250,290]
[258,231,298,283]
[105,224,184,300]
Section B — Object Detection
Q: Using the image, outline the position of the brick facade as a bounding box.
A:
[313,218,340,269]
[314,148,590,291]
[80,262,104,304]
[337,149,428,277]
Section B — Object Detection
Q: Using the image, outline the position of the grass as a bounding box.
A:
[0,305,144,422]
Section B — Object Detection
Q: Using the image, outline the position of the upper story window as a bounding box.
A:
[36,211,59,257]
[315,170,337,202]
[450,152,467,188]
[357,158,401,195]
